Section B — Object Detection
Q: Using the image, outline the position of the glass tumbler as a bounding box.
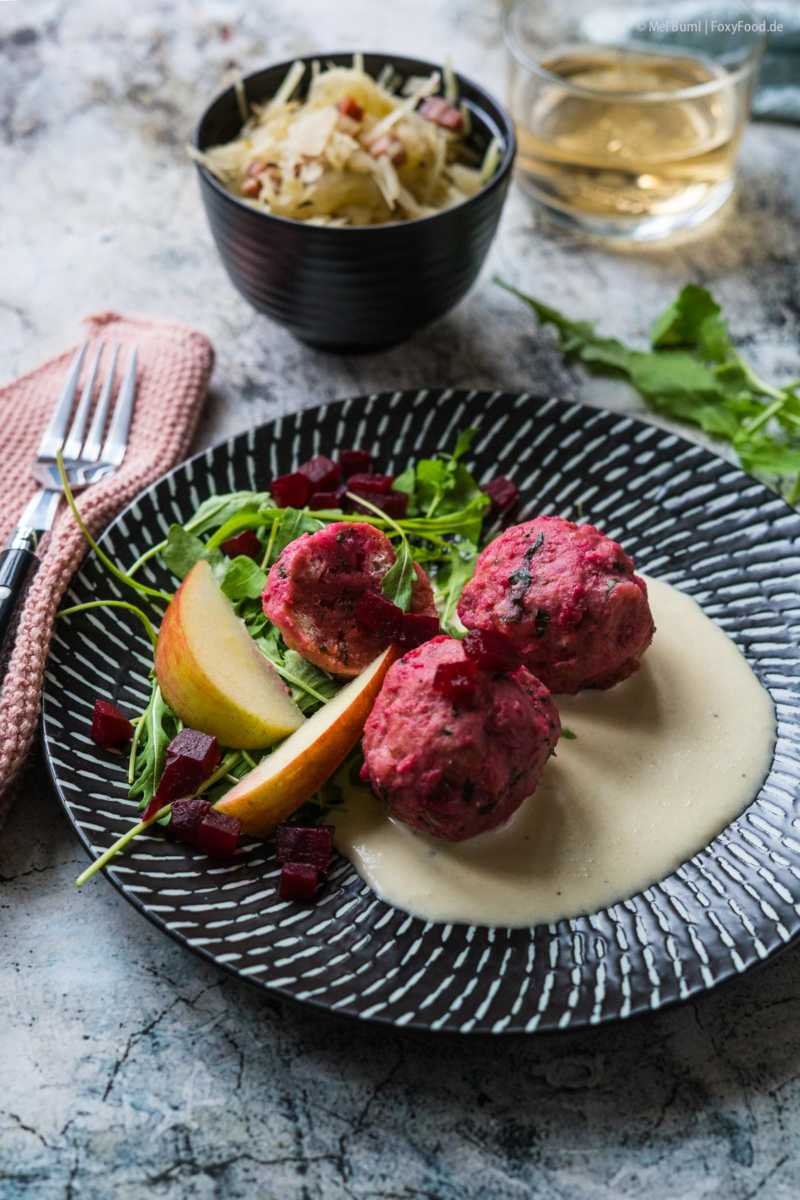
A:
[504,0,765,241]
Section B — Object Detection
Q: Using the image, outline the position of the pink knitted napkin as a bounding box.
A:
[0,312,214,825]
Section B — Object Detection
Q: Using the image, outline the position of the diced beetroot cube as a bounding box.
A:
[397,611,441,649]
[193,809,241,857]
[276,824,335,872]
[298,455,341,491]
[169,799,240,857]
[380,491,408,519]
[483,476,519,518]
[220,528,262,559]
[463,629,522,673]
[169,796,212,842]
[354,590,404,641]
[433,659,479,706]
[346,473,395,495]
[337,95,364,121]
[272,472,312,508]
[280,861,320,901]
[167,729,221,775]
[346,490,408,519]
[308,489,344,510]
[91,699,134,749]
[338,449,372,477]
[146,729,222,816]
[419,96,464,130]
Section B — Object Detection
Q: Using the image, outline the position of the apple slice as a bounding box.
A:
[155,560,304,749]
[215,646,397,835]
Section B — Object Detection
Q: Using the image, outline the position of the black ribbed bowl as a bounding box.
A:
[192,52,516,351]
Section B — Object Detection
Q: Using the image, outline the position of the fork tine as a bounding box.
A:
[37,342,88,459]
[62,343,103,461]
[82,343,119,462]
[100,347,137,467]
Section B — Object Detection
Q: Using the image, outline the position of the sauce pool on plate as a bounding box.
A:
[333,578,776,927]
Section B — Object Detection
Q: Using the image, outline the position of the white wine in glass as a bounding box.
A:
[505,2,764,241]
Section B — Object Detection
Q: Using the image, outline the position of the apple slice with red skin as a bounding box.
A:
[215,646,397,836]
[155,559,304,749]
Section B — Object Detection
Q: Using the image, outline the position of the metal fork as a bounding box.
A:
[0,342,138,644]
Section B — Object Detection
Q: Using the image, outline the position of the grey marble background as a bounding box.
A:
[2,1,800,1197]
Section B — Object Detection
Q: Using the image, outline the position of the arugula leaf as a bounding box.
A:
[220,555,267,601]
[625,350,722,400]
[185,491,269,536]
[242,607,270,639]
[394,428,484,520]
[650,284,726,353]
[205,507,269,550]
[451,427,478,461]
[271,508,324,559]
[282,650,339,709]
[391,465,416,497]
[254,625,340,712]
[736,438,800,477]
[431,540,478,636]
[381,538,416,612]
[128,682,180,809]
[501,283,722,400]
[161,524,217,580]
[499,277,800,504]
[253,621,285,661]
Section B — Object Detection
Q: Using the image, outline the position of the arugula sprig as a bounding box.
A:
[499,278,800,505]
[394,427,481,519]
[388,430,489,631]
[128,682,180,810]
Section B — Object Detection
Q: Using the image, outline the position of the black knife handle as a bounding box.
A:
[0,539,39,647]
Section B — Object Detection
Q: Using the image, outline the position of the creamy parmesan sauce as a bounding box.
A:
[334,578,776,927]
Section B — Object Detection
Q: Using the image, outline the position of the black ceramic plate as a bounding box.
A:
[43,389,800,1034]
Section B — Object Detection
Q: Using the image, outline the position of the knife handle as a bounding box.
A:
[0,534,39,647]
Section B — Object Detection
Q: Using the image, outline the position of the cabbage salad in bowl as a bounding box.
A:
[191,55,503,226]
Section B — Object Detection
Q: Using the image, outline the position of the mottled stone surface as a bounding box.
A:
[2,1,800,1197]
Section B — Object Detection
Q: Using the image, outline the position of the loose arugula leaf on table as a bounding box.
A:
[498,278,800,503]
[650,282,730,362]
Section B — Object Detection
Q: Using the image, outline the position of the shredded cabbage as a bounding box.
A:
[191,57,503,227]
